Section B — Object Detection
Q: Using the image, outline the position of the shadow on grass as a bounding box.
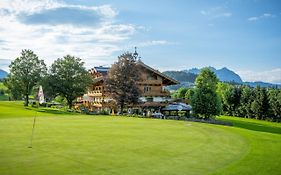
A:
[25,107,79,115]
[220,118,281,135]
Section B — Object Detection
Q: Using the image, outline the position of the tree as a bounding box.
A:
[105,52,141,114]
[3,75,22,100]
[238,86,255,118]
[216,82,231,114]
[185,88,195,103]
[172,87,188,99]
[7,49,47,106]
[268,89,281,122]
[49,55,92,109]
[251,87,270,120]
[224,86,241,116]
[191,68,221,119]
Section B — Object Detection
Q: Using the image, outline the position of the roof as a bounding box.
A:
[90,61,179,85]
[161,103,192,111]
[137,60,179,85]
[90,66,110,75]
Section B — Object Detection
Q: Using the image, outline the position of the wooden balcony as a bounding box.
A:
[138,80,162,85]
[88,90,103,97]
[142,90,170,97]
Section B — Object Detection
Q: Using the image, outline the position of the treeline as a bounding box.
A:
[173,83,281,122]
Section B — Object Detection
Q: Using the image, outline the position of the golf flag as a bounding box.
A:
[38,85,45,104]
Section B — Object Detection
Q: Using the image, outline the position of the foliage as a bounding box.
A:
[251,87,270,120]
[191,68,221,118]
[237,86,255,118]
[105,52,141,114]
[172,87,188,99]
[216,82,280,122]
[6,49,47,105]
[48,55,92,109]
[268,89,281,121]
[185,88,195,103]
[224,86,242,116]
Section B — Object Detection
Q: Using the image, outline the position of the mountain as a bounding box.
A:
[162,71,197,90]
[164,67,280,89]
[184,67,243,83]
[0,69,8,79]
[243,81,281,88]
[163,71,197,83]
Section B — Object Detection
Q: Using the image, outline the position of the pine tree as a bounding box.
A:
[251,87,270,120]
[238,86,255,118]
[268,89,281,122]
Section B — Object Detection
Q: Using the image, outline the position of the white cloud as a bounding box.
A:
[237,68,281,84]
[137,40,176,47]
[248,13,276,21]
[0,0,142,69]
[248,17,259,21]
[200,6,232,18]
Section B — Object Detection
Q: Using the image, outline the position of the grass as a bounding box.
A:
[0,102,280,175]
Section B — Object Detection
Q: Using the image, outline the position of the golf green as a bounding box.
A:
[0,102,280,175]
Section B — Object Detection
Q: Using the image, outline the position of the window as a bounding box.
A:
[144,86,152,93]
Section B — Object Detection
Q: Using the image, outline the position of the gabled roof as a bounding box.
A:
[90,66,110,76]
[90,61,179,86]
[137,60,179,85]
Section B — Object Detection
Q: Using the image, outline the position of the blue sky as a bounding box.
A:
[0,0,281,83]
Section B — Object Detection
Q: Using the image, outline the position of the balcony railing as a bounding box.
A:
[142,90,170,97]
[88,90,103,96]
[138,80,162,85]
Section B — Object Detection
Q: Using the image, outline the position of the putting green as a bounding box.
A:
[0,102,280,175]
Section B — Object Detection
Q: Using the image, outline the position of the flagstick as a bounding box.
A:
[28,111,37,148]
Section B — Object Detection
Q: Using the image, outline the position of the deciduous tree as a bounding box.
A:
[49,55,92,109]
[105,52,141,114]
[7,49,47,106]
[191,68,221,119]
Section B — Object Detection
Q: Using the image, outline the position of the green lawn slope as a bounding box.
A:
[0,101,280,175]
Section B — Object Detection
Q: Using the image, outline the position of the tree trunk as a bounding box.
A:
[120,103,124,115]
[24,94,29,106]
[67,100,72,109]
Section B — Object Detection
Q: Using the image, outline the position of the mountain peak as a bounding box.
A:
[0,69,8,79]
[184,67,243,83]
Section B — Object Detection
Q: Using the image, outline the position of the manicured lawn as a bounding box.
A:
[0,102,280,175]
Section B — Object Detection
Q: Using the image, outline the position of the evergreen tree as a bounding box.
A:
[224,86,242,116]
[191,68,221,119]
[251,87,270,120]
[268,89,281,122]
[238,86,255,118]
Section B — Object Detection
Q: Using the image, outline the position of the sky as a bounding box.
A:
[0,0,281,84]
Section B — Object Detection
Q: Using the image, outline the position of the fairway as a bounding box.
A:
[0,102,281,175]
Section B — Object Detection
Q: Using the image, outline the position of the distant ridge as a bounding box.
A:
[243,81,281,88]
[184,67,243,83]
[0,69,8,79]
[162,67,280,89]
